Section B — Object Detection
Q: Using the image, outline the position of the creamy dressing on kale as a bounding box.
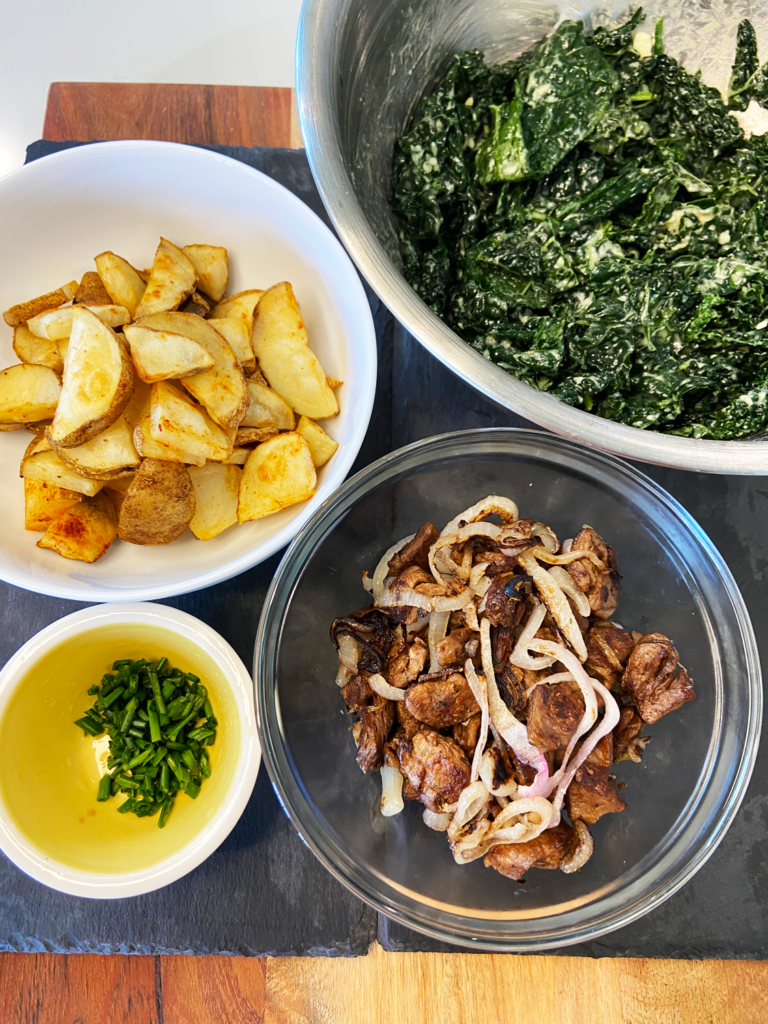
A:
[392,11,768,439]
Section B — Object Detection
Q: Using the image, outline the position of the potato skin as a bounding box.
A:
[118,458,195,545]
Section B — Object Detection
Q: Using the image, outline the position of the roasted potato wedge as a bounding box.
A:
[48,415,140,480]
[149,380,230,462]
[188,463,241,540]
[3,281,78,327]
[183,245,229,303]
[27,304,131,340]
[13,324,64,373]
[134,417,205,466]
[22,448,105,496]
[122,377,152,431]
[208,318,255,374]
[180,291,211,318]
[251,282,339,419]
[296,415,339,467]
[37,491,117,562]
[118,458,195,545]
[123,324,215,382]
[241,379,295,430]
[24,479,83,531]
[137,312,247,428]
[47,307,134,448]
[95,251,147,317]
[209,288,263,327]
[75,272,112,305]
[134,238,196,319]
[0,364,61,425]
[237,432,316,522]
[221,447,252,465]
[235,426,278,446]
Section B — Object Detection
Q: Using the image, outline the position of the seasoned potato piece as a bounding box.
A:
[182,245,229,303]
[24,479,82,531]
[133,417,205,466]
[48,307,134,447]
[95,252,147,317]
[251,282,339,419]
[75,272,112,305]
[27,304,131,340]
[149,380,230,462]
[48,415,140,480]
[188,463,241,540]
[13,324,64,373]
[241,380,295,430]
[118,458,195,544]
[123,324,215,382]
[208,318,255,374]
[122,377,152,430]
[21,448,105,496]
[137,312,247,428]
[210,288,263,327]
[221,447,252,465]
[235,426,278,446]
[0,364,61,425]
[180,291,211,318]
[296,415,339,467]
[37,492,117,562]
[326,376,343,390]
[134,238,196,319]
[3,281,78,327]
[238,432,316,522]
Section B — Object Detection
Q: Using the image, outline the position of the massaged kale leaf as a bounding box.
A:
[392,11,768,439]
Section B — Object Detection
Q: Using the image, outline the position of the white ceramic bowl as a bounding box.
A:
[0,141,377,601]
[0,603,260,898]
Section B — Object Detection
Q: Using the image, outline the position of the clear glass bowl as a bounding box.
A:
[255,429,761,950]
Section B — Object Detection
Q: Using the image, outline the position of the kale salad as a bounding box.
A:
[392,11,768,439]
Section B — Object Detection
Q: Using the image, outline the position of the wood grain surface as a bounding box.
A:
[1,81,766,1024]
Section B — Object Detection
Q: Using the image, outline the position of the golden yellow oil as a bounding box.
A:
[0,623,241,874]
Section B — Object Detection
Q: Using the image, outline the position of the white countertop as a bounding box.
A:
[0,0,301,174]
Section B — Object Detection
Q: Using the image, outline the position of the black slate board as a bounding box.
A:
[0,140,765,960]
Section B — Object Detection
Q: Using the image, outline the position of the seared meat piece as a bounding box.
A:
[613,706,650,763]
[567,527,621,619]
[491,624,512,667]
[436,628,479,668]
[352,695,395,773]
[388,635,428,688]
[484,823,575,881]
[405,671,479,728]
[341,674,374,715]
[622,632,696,724]
[453,714,481,756]
[395,700,422,740]
[496,664,526,715]
[392,729,470,812]
[585,620,636,687]
[484,573,532,628]
[389,566,434,625]
[387,521,439,576]
[526,679,586,752]
[565,737,626,825]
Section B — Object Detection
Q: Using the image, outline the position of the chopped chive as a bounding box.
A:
[115,774,140,790]
[158,799,172,828]
[75,717,102,737]
[117,798,135,814]
[148,705,162,743]
[102,686,125,708]
[150,745,168,766]
[181,749,198,772]
[160,764,170,792]
[184,780,201,800]
[156,657,168,673]
[113,659,132,670]
[119,697,139,734]
[203,699,214,719]
[148,668,166,715]
[96,775,112,801]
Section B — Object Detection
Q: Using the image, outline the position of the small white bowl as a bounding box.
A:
[0,603,260,898]
[0,140,377,601]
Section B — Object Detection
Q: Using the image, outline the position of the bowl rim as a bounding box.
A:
[0,602,261,898]
[0,139,378,601]
[296,0,768,475]
[255,426,762,951]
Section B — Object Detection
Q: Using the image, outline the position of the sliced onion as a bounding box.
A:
[447,780,490,841]
[337,634,360,672]
[517,549,587,661]
[376,585,433,614]
[441,495,519,536]
[422,808,451,831]
[427,610,450,672]
[362,571,373,593]
[335,663,353,688]
[560,820,594,874]
[380,765,404,817]
[429,523,502,585]
[431,589,475,613]
[451,819,492,864]
[407,616,429,636]
[464,601,480,631]
[372,534,414,603]
[524,670,574,699]
[368,673,406,701]
[509,602,556,671]
[560,538,573,554]
[469,561,491,596]
[479,747,517,797]
[528,547,604,569]
[547,565,591,617]
[487,796,555,842]
[464,658,489,783]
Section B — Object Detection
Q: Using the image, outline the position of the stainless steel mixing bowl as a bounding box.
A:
[297,0,768,473]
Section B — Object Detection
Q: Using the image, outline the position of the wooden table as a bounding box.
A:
[1,81,767,1024]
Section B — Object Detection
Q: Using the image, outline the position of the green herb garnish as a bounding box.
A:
[392,10,768,439]
[74,657,217,827]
